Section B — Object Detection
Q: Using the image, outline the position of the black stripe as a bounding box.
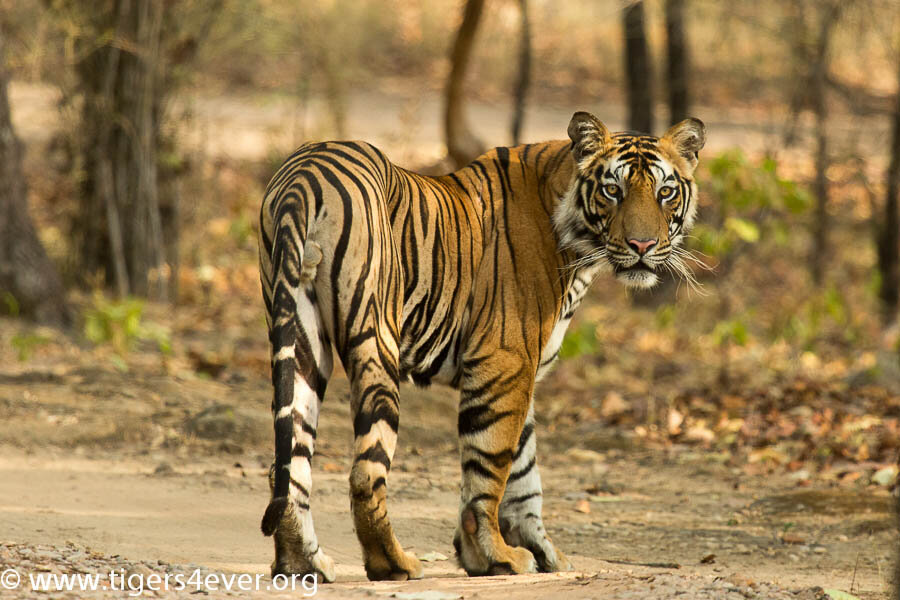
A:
[354,442,391,470]
[463,459,500,480]
[504,492,540,505]
[458,405,515,437]
[507,457,536,482]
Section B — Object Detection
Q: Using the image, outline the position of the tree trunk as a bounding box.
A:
[809,2,842,285]
[71,0,172,299]
[665,0,689,125]
[878,50,900,322]
[623,0,653,134]
[634,0,682,306]
[444,0,486,167]
[0,31,70,325]
[510,0,532,145]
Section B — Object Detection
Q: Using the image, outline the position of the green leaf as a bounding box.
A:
[2,291,19,316]
[10,333,51,361]
[823,590,861,600]
[109,355,129,372]
[559,322,599,360]
[724,217,760,243]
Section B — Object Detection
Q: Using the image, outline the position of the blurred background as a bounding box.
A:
[0,0,898,595]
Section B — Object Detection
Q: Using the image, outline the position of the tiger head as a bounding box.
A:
[554,111,706,289]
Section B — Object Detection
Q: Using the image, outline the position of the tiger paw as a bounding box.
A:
[516,532,572,573]
[454,527,538,576]
[271,547,336,584]
[532,539,573,573]
[363,548,424,581]
[486,545,538,576]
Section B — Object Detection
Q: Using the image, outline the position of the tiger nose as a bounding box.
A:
[627,238,657,256]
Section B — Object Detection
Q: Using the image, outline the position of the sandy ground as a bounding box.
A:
[0,360,894,599]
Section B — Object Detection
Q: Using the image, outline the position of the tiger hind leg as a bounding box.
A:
[346,336,424,581]
[263,266,336,582]
[498,404,572,573]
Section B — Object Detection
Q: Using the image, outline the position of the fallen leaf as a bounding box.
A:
[782,532,806,545]
[575,499,591,514]
[684,425,715,443]
[321,462,343,473]
[700,553,716,564]
[419,551,448,562]
[601,391,629,419]
[839,471,862,484]
[823,589,862,600]
[871,465,897,487]
[668,408,684,434]
[566,448,605,463]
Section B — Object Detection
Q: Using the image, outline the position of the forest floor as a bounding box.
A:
[0,349,894,599]
[1,82,898,598]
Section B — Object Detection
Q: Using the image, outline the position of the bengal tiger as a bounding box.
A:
[257,111,706,582]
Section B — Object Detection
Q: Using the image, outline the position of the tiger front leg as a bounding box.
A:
[498,403,572,573]
[453,356,539,576]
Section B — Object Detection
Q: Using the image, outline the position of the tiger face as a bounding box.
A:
[554,112,706,289]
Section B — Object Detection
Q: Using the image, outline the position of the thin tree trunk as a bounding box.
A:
[623,0,653,134]
[809,2,842,285]
[665,0,689,125]
[878,51,900,321]
[444,0,486,167]
[510,0,531,145]
[0,31,70,325]
[634,0,683,306]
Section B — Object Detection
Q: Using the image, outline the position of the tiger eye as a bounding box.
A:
[658,187,674,199]
[604,184,620,197]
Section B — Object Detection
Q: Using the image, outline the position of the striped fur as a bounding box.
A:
[258,112,705,581]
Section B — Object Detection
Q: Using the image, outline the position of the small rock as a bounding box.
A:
[575,499,591,514]
[419,551,448,562]
[566,448,605,463]
[184,404,270,445]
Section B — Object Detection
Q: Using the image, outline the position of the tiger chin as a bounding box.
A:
[257,110,704,583]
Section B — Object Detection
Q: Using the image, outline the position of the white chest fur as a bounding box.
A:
[535,265,600,381]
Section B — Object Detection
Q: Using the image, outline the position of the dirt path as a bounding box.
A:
[10,81,888,171]
[0,359,894,599]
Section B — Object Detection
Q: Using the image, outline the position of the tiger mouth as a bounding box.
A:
[612,261,655,274]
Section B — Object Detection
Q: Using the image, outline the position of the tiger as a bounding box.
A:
[257,111,706,582]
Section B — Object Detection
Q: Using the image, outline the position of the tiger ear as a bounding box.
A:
[568,112,610,166]
[662,118,706,172]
